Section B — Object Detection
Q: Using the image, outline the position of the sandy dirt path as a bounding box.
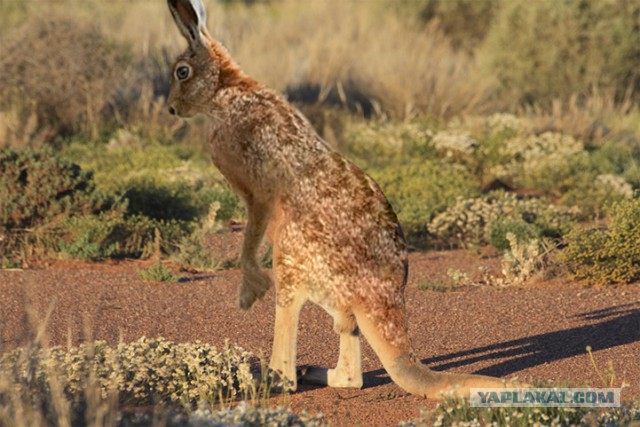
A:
[0,251,638,426]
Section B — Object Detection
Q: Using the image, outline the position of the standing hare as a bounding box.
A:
[167,0,516,398]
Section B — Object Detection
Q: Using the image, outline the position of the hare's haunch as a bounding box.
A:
[166,0,520,398]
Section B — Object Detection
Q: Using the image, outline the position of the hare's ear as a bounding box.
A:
[167,0,209,49]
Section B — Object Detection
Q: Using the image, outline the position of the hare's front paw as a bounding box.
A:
[239,265,273,310]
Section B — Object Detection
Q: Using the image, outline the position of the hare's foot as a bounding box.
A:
[298,314,363,389]
[239,265,273,310]
[298,366,363,388]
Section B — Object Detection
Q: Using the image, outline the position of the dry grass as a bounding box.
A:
[521,92,640,147]
[1,0,640,142]
[2,0,493,122]
[212,0,494,119]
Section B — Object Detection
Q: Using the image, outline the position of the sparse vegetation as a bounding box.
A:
[0,337,324,426]
[138,261,181,282]
[405,396,640,427]
[563,197,640,285]
[2,0,640,421]
[429,192,579,250]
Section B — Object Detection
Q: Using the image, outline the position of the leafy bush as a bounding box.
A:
[0,147,114,230]
[487,219,539,252]
[62,139,244,224]
[490,132,585,195]
[500,233,549,285]
[372,160,478,244]
[481,0,640,106]
[429,116,637,217]
[563,197,640,285]
[561,173,635,219]
[173,202,226,271]
[342,120,437,170]
[56,214,187,261]
[429,192,579,248]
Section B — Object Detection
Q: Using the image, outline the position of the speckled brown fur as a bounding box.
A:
[166,0,519,398]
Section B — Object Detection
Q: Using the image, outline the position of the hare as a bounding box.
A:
[166,0,517,398]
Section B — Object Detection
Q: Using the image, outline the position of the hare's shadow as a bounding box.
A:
[362,303,640,388]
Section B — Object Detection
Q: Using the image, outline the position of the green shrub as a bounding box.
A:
[124,179,243,225]
[487,219,539,252]
[447,120,636,217]
[174,231,221,272]
[0,147,114,230]
[342,120,437,170]
[561,172,635,219]
[57,213,187,261]
[62,139,244,224]
[563,197,640,285]
[372,159,478,245]
[429,192,579,248]
[489,131,586,195]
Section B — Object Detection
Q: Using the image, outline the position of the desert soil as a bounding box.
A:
[0,241,638,426]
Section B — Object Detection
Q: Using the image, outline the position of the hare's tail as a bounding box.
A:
[353,305,516,399]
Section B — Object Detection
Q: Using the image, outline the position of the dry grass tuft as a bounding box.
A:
[0,15,130,142]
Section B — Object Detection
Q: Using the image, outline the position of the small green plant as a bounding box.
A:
[488,219,539,252]
[585,346,623,389]
[563,197,640,285]
[501,233,552,285]
[175,231,221,272]
[138,261,180,282]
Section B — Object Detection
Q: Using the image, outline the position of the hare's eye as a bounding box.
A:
[175,65,191,81]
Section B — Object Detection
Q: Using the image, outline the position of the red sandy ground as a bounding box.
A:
[0,246,638,426]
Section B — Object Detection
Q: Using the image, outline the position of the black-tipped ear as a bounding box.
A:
[168,0,209,49]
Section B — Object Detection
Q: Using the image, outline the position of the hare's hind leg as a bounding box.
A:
[328,312,363,388]
[299,310,363,389]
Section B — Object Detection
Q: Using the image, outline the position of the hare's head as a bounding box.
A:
[167,0,242,118]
